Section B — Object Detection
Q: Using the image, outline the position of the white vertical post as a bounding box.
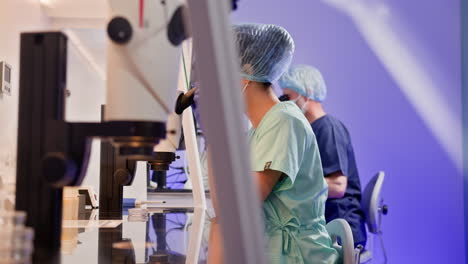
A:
[179,40,206,209]
[185,208,207,264]
[180,40,207,264]
[185,0,267,263]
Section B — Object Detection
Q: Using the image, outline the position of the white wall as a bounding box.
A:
[0,0,51,191]
[0,1,110,203]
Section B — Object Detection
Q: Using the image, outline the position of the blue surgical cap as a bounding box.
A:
[233,23,295,83]
[279,64,327,102]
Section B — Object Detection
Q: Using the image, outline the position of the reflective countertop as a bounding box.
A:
[60,208,209,264]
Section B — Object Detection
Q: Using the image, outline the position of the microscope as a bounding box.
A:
[15,0,189,262]
[16,0,237,263]
[16,0,245,262]
[99,89,198,220]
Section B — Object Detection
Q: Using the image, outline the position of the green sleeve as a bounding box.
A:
[250,114,308,191]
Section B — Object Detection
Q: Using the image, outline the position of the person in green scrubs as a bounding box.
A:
[208,23,339,264]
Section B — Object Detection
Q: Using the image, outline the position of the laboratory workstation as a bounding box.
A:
[0,0,465,263]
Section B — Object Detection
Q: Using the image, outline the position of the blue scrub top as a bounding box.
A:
[311,115,367,246]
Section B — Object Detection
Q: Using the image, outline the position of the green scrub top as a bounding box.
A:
[249,101,339,264]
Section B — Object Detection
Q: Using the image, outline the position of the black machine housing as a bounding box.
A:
[15,32,166,262]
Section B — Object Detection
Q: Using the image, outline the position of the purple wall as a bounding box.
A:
[232,1,464,263]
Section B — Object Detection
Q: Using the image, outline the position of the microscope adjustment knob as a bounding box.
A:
[42,153,76,188]
[114,169,132,186]
[107,17,133,44]
[167,5,188,46]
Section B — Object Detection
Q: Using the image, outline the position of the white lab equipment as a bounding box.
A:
[147,40,206,211]
[105,0,182,123]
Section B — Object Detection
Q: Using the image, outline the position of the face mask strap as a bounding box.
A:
[290,92,309,113]
[242,82,250,94]
[301,100,309,113]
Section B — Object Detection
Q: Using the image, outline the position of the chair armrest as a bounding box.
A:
[326,219,355,264]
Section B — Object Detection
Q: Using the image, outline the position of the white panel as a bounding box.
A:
[0,0,50,191]
[40,0,109,19]
[123,162,148,203]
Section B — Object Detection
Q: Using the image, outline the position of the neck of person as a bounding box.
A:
[245,82,279,129]
[304,100,326,124]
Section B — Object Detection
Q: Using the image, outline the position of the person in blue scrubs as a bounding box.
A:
[279,65,367,248]
[208,26,339,264]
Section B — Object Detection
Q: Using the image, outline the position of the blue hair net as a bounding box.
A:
[233,23,295,83]
[279,65,327,102]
